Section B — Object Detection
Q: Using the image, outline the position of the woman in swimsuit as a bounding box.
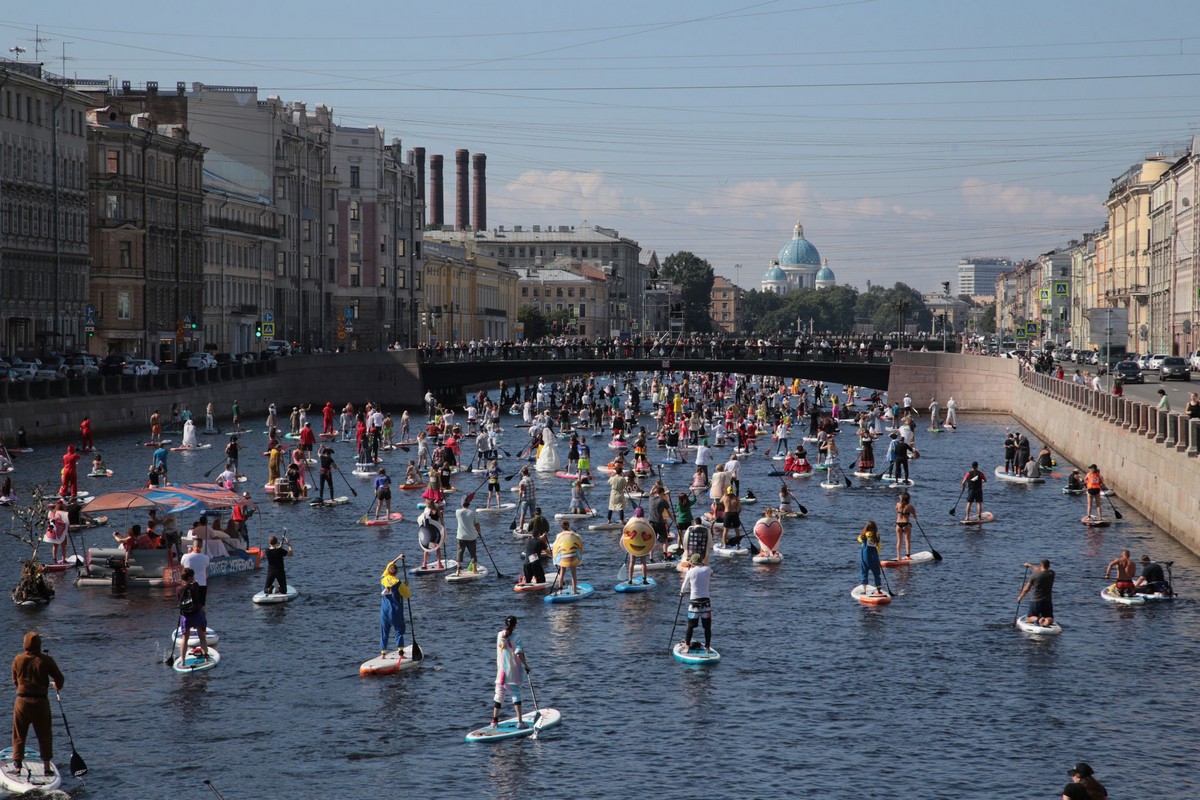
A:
[894,492,916,560]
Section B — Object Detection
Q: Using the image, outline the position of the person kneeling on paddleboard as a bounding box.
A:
[679,554,714,652]
[492,617,531,730]
[1017,559,1055,628]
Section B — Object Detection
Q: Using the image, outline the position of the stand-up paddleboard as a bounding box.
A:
[409,559,457,575]
[789,471,814,479]
[851,584,892,605]
[0,747,61,793]
[52,491,91,501]
[661,458,683,465]
[588,522,624,531]
[173,647,221,673]
[960,512,995,526]
[7,447,33,453]
[555,471,588,481]
[88,468,114,478]
[615,576,657,592]
[359,645,423,676]
[852,471,878,479]
[253,585,298,604]
[171,627,220,648]
[465,708,562,742]
[1081,516,1111,527]
[360,512,405,526]
[1101,584,1146,605]
[926,427,943,434]
[740,496,758,504]
[712,543,749,557]
[310,496,349,507]
[752,553,783,565]
[477,503,517,513]
[554,511,595,520]
[141,440,173,447]
[771,455,786,461]
[880,476,916,487]
[171,443,213,452]
[352,468,376,478]
[819,479,844,489]
[1062,487,1084,496]
[881,550,936,568]
[612,562,678,579]
[994,467,1045,485]
[544,583,594,603]
[446,564,489,582]
[397,483,425,491]
[672,642,721,665]
[514,575,558,593]
[1015,617,1062,635]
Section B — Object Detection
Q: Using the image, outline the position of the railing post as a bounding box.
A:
[1146,407,1159,440]
[1164,412,1178,447]
[1137,403,1150,435]
[1122,400,1135,430]
[1175,414,1189,452]
[1156,409,1168,444]
[1189,418,1200,457]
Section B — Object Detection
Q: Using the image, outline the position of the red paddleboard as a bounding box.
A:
[360,512,405,526]
[960,512,995,526]
[753,517,783,551]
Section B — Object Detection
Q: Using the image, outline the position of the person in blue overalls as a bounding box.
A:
[378,556,407,659]
[857,520,885,596]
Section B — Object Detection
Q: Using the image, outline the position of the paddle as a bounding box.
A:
[399,555,423,660]
[527,673,545,739]
[912,517,942,561]
[477,529,504,579]
[735,521,761,556]
[771,473,808,516]
[667,590,686,653]
[202,455,228,479]
[332,462,358,498]
[1105,491,1124,521]
[54,688,87,776]
[1012,566,1029,627]
[203,779,227,800]
[879,557,896,597]
[949,483,967,517]
[463,475,489,505]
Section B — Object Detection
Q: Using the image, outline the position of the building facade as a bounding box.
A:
[515,266,607,339]
[710,275,742,334]
[0,59,93,355]
[87,106,206,360]
[957,257,1014,296]
[760,220,833,293]
[423,241,518,342]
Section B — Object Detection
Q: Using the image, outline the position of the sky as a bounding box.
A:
[6,1,1200,293]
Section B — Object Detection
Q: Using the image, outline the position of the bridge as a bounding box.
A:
[418,345,892,397]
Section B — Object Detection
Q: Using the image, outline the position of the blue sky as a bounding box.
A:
[6,1,1200,292]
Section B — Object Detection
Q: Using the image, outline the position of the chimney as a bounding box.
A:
[472,152,487,232]
[413,147,426,203]
[429,154,444,228]
[455,149,470,231]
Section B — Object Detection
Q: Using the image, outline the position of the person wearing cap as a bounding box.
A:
[372,467,392,521]
[1134,554,1170,595]
[720,487,742,546]
[298,421,317,456]
[231,492,254,540]
[10,631,64,779]
[1062,762,1107,800]
[491,616,531,730]
[1084,464,1106,521]
[378,555,408,658]
[679,553,714,652]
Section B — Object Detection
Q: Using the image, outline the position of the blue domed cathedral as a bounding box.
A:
[761,219,835,293]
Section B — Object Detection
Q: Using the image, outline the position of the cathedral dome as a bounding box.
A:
[776,219,821,267]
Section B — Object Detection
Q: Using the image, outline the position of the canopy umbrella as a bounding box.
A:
[83,484,254,516]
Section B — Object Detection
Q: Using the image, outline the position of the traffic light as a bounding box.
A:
[190,321,198,330]
[255,322,262,338]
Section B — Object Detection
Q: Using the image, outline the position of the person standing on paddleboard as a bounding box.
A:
[1084,465,1106,521]
[491,617,531,730]
[679,554,714,652]
[857,521,885,595]
[378,556,408,659]
[452,495,481,577]
[551,521,584,595]
[961,461,986,522]
[894,493,916,560]
[1017,559,1055,628]
[316,447,337,504]
[522,527,550,586]
[372,469,392,521]
[263,536,293,596]
[10,631,64,780]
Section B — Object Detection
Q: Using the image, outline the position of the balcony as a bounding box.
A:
[233,304,258,316]
[207,217,279,239]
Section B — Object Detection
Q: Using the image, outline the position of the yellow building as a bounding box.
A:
[422,241,518,342]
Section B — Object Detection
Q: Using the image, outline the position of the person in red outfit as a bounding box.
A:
[59,445,80,498]
[321,402,335,436]
[79,417,94,452]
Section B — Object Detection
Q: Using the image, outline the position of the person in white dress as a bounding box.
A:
[181,419,198,449]
[535,426,560,472]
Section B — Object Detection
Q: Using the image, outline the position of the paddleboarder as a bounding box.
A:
[262,536,293,596]
[372,468,393,521]
[521,527,550,586]
[10,631,64,780]
[1104,549,1137,598]
[316,446,337,504]
[894,492,916,560]
[857,520,884,595]
[452,495,481,577]
[490,616,531,731]
[1017,559,1055,628]
[550,521,584,595]
[1135,555,1169,594]
[378,556,408,659]
[679,553,714,652]
[1084,465,1106,521]
[961,461,986,522]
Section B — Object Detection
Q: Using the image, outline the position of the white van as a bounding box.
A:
[1189,350,1200,371]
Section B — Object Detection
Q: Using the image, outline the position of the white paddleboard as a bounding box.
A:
[310,496,349,507]
[409,559,458,575]
[0,747,61,793]
[1016,617,1062,635]
[173,647,221,673]
[253,585,299,604]
[851,584,892,605]
[554,511,596,520]
[465,708,562,742]
[171,626,220,648]
[477,503,517,512]
[588,522,624,531]
[712,543,749,557]
[752,554,783,565]
[1100,584,1146,606]
[446,564,489,582]
[359,645,423,676]
[881,551,935,568]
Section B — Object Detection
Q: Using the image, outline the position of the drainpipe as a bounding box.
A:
[0,70,9,355]
[52,87,65,356]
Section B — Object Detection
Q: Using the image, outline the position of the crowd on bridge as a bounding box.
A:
[414,333,919,363]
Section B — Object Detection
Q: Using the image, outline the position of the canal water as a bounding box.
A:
[1,384,1196,799]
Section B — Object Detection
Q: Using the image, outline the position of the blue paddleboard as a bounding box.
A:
[544,583,594,604]
[614,577,657,593]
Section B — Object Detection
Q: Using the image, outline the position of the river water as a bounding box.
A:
[1,383,1197,800]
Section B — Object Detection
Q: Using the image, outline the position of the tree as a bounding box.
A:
[661,251,715,333]
[518,305,548,341]
[980,304,996,334]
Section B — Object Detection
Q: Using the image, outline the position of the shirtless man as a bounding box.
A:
[1104,549,1137,598]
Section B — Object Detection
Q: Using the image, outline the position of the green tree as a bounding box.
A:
[869,282,930,335]
[741,289,786,328]
[518,305,548,341]
[980,304,996,334]
[661,251,715,333]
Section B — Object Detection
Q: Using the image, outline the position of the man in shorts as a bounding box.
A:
[644,485,672,561]
[1017,559,1055,627]
[1104,549,1137,597]
[491,616,531,730]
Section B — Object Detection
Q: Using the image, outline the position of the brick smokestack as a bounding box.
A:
[413,146,425,204]
[455,149,470,231]
[429,154,444,228]
[472,153,487,232]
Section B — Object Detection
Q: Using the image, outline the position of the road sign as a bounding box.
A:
[262,322,276,337]
[184,314,194,325]
[84,324,95,333]
[344,307,355,320]
[262,312,274,323]
[337,331,347,341]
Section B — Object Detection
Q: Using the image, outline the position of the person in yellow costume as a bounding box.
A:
[551,521,584,595]
[379,555,411,658]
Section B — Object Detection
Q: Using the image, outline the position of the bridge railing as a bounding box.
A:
[417,343,893,364]
[1020,368,1199,458]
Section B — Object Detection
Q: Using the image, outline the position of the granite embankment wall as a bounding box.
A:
[890,352,1200,555]
[0,351,424,442]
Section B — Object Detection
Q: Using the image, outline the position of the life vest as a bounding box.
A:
[1085,472,1103,490]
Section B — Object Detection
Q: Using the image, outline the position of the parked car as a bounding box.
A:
[1158,356,1191,381]
[122,358,160,376]
[213,352,236,366]
[63,355,100,378]
[1189,349,1200,371]
[1146,353,1169,370]
[265,339,290,357]
[1113,361,1144,384]
[234,352,258,363]
[102,354,133,376]
[183,352,217,370]
[34,357,69,381]
[0,367,18,383]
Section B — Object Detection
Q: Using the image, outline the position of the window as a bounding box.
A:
[349,166,360,188]
[380,235,387,254]
[350,263,360,287]
[328,258,337,282]
[397,239,406,257]
[579,304,586,317]
[349,232,360,255]
[117,291,131,320]
[556,288,563,297]
[104,194,119,220]
[277,252,286,276]
[119,241,132,268]
[303,255,312,279]
[570,247,577,257]
[349,201,360,221]
[274,177,286,201]
[379,266,387,287]
[398,270,406,289]
[302,220,312,241]
[105,150,120,175]
[521,287,528,296]
[327,224,336,246]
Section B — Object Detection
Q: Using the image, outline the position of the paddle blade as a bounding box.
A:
[796,503,808,515]
[70,750,87,777]
[465,492,476,504]
[931,549,943,562]
[410,641,424,661]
